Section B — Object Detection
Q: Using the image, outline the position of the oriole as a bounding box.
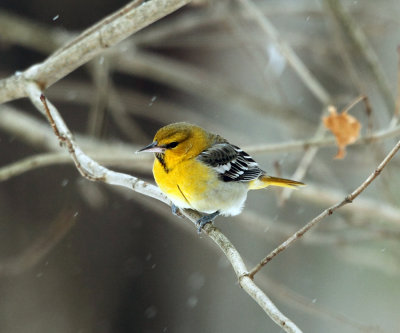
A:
[138,122,304,231]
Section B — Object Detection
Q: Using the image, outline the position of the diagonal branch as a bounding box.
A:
[0,210,77,276]
[0,0,192,104]
[249,137,400,278]
[324,0,395,114]
[237,0,331,105]
[26,82,167,202]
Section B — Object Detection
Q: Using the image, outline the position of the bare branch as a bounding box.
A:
[26,83,166,202]
[178,210,303,333]
[249,138,400,278]
[237,0,331,105]
[324,0,395,114]
[0,0,192,104]
[0,152,69,181]
[114,50,303,120]
[242,123,400,153]
[0,210,77,276]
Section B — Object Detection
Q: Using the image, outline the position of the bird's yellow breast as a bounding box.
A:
[153,157,218,209]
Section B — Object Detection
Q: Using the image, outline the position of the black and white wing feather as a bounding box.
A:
[197,143,264,182]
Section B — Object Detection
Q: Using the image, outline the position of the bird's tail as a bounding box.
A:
[249,175,305,190]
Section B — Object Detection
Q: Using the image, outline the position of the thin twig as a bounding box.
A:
[323,1,369,103]
[258,276,386,333]
[27,84,166,202]
[342,94,373,135]
[237,0,331,105]
[341,94,366,113]
[0,151,153,182]
[87,56,111,137]
[106,82,149,142]
[324,0,395,114]
[0,210,77,276]
[279,94,375,203]
[0,104,150,156]
[249,138,400,278]
[298,184,400,226]
[280,123,325,203]
[390,45,400,127]
[0,153,70,181]
[114,50,304,120]
[40,94,101,181]
[243,122,400,154]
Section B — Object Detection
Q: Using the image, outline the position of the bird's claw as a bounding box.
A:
[196,211,220,234]
[171,204,184,218]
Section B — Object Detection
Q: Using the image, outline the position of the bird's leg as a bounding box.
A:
[196,211,220,233]
[171,204,184,218]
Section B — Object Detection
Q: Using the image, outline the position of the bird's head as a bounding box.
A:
[137,122,211,167]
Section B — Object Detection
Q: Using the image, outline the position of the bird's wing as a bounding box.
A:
[197,143,264,182]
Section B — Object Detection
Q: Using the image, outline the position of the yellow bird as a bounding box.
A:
[138,122,304,231]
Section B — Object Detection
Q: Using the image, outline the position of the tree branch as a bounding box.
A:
[324,0,395,114]
[249,137,400,278]
[0,0,192,104]
[237,0,331,105]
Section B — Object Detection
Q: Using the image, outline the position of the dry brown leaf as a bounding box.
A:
[323,105,361,159]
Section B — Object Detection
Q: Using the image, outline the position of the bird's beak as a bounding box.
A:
[136,141,166,153]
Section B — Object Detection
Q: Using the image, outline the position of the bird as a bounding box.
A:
[138,122,304,232]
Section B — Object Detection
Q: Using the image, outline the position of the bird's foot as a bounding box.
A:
[171,204,184,218]
[196,211,220,234]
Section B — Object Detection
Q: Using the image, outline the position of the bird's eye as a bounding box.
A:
[166,141,179,149]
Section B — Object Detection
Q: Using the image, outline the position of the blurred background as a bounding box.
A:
[1,0,400,332]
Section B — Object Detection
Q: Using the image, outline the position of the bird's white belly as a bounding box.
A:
[168,181,249,216]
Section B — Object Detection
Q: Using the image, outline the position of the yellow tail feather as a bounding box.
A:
[249,175,305,190]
